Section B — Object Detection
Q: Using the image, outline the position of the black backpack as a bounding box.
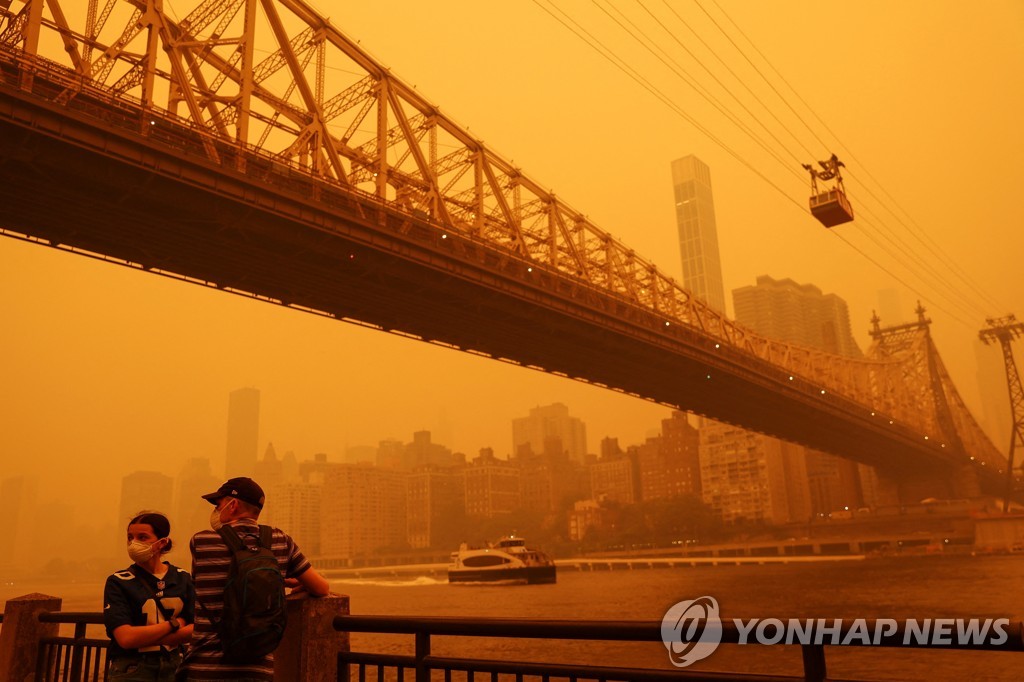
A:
[215,524,287,662]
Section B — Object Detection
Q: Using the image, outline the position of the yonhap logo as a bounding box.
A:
[660,596,723,667]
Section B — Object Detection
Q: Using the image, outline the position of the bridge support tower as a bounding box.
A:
[979,315,1024,512]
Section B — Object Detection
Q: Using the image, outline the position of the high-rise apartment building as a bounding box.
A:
[463,449,520,518]
[406,469,464,549]
[225,387,260,477]
[589,452,639,505]
[698,422,791,525]
[264,481,322,556]
[728,275,865,517]
[512,403,587,464]
[636,411,702,502]
[733,275,862,358]
[671,155,726,313]
[319,463,407,559]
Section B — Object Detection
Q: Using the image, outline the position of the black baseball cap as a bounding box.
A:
[202,477,265,509]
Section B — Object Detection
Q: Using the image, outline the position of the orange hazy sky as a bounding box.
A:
[2,1,1022,521]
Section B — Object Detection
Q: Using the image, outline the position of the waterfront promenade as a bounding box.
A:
[5,554,1024,681]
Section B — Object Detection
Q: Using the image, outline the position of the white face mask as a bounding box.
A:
[210,506,224,531]
[128,539,160,564]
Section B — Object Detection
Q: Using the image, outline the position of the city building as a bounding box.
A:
[567,499,616,542]
[174,458,221,543]
[319,463,407,559]
[404,430,455,470]
[732,275,862,358]
[463,448,520,518]
[589,451,639,505]
[0,475,38,572]
[726,275,866,518]
[225,387,260,477]
[512,403,587,464]
[118,471,174,526]
[698,423,791,525]
[406,468,464,549]
[671,155,726,313]
[264,481,322,556]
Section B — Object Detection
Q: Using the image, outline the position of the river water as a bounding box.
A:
[4,554,1023,680]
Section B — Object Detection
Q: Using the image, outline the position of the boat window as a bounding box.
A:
[462,555,510,567]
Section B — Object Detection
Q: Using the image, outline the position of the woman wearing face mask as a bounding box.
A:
[103,511,195,681]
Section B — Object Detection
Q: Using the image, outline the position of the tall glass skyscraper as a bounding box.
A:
[671,155,726,313]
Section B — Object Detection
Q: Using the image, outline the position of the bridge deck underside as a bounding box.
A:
[0,76,993,491]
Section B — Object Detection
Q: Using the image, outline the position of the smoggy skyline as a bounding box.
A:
[2,1,1022,522]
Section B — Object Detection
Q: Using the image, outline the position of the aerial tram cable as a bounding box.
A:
[846,215,992,324]
[839,189,996,321]
[652,0,819,161]
[829,232,976,330]
[538,0,999,325]
[585,0,807,178]
[532,0,807,214]
[600,0,807,167]
[699,0,1007,316]
[799,155,989,322]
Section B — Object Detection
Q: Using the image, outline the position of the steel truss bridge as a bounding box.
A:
[0,0,1008,499]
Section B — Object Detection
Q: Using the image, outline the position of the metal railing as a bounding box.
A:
[333,615,1024,682]
[36,612,109,682]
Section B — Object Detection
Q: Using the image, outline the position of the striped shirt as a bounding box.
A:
[179,522,311,680]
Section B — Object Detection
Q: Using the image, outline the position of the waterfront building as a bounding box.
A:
[512,403,587,464]
[635,411,701,502]
[406,468,464,549]
[671,154,726,313]
[567,499,616,541]
[518,443,586,515]
[463,448,520,518]
[727,275,865,517]
[319,463,407,558]
[225,387,260,478]
[589,451,639,505]
[698,422,791,525]
[264,481,322,556]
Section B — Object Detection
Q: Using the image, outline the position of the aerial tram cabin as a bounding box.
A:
[803,154,854,227]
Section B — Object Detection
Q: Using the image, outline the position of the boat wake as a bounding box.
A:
[329,575,445,587]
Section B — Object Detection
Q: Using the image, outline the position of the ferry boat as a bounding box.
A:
[447,536,557,584]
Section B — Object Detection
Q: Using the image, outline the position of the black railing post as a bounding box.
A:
[68,622,87,681]
[801,644,827,682]
[415,631,431,682]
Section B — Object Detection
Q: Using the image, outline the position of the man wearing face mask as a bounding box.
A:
[179,477,330,681]
[103,511,195,681]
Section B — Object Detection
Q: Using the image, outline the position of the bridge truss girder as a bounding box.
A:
[0,0,1008,492]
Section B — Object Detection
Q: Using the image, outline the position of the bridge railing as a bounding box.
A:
[35,612,108,682]
[333,614,1024,682]
[0,593,348,682]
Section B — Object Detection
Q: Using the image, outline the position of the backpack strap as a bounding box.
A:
[258,525,273,551]
[217,524,247,552]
